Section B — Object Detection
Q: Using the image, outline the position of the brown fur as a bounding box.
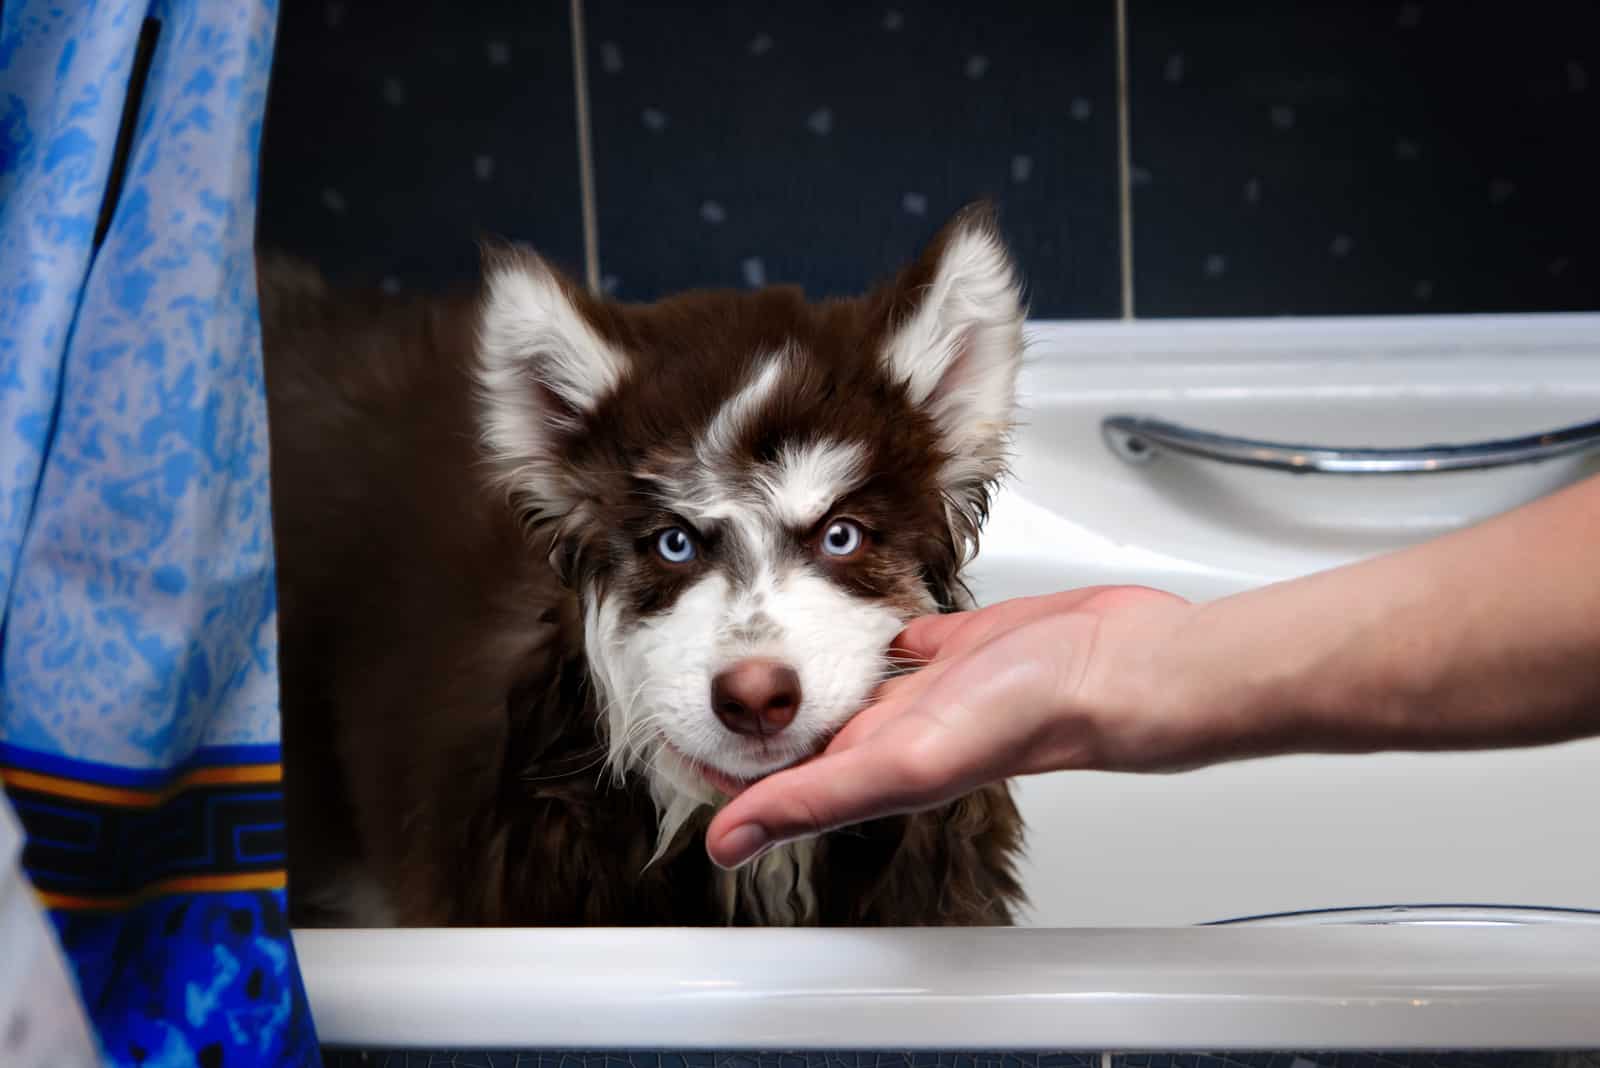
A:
[262,227,1026,928]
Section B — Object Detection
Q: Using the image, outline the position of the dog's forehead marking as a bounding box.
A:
[656,345,866,523]
[648,438,866,587]
[760,440,866,528]
[699,349,789,463]
[634,347,869,590]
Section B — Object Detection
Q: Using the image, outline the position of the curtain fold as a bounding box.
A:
[0,1,321,1063]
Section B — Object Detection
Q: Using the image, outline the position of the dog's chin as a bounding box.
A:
[657,740,813,804]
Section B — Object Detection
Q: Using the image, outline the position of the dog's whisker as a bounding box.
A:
[521,746,609,784]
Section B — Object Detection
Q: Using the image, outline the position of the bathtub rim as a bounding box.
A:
[295,923,1600,1051]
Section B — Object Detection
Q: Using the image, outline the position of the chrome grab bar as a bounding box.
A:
[1101,414,1600,475]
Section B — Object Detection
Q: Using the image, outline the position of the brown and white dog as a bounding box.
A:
[262,204,1028,928]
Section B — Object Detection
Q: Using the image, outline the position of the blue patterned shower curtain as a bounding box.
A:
[0,1,321,1064]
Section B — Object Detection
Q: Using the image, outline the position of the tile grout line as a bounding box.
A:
[1114,0,1135,319]
[569,0,601,294]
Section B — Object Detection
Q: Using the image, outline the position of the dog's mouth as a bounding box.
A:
[663,742,814,799]
[687,756,755,798]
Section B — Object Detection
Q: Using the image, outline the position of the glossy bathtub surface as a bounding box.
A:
[972,314,1600,606]
[965,314,1600,927]
[295,925,1600,1050]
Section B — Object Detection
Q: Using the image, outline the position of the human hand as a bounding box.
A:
[709,471,1600,870]
[705,584,1203,869]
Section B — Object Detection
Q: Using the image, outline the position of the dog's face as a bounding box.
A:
[474,207,1024,844]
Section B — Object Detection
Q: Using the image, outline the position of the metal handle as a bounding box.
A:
[1102,414,1600,475]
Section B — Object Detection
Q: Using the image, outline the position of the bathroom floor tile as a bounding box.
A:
[320,1053,1101,1068]
[1113,1054,1600,1068]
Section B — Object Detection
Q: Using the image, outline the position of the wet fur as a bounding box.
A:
[263,212,1026,927]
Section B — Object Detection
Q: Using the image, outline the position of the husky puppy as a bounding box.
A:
[263,205,1027,927]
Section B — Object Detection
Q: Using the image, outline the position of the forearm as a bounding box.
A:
[1169,474,1600,763]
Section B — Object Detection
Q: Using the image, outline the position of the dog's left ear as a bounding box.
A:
[877,203,1025,521]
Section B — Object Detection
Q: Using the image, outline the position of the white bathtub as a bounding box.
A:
[299,312,1600,1053]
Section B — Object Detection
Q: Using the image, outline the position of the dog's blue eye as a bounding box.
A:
[655,527,696,564]
[820,519,864,558]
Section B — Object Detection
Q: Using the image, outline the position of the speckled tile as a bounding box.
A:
[319,1055,1600,1068]
[258,0,586,293]
[1113,1054,1600,1068]
[1127,0,1600,316]
[583,1,1121,318]
[319,1053,1100,1068]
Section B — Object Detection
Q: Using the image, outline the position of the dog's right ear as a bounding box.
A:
[872,204,1025,556]
[474,244,629,511]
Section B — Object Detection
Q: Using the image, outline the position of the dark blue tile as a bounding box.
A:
[1110,1055,1596,1068]
[322,1054,1099,1068]
[584,1,1120,318]
[1128,1,1600,316]
[319,1054,1598,1068]
[258,1,585,292]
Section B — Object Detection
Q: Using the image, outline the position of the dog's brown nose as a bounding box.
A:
[711,658,802,737]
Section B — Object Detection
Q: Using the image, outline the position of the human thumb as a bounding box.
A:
[705,743,936,868]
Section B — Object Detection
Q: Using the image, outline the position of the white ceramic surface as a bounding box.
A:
[973,312,1600,606]
[295,925,1600,1050]
[969,312,1600,927]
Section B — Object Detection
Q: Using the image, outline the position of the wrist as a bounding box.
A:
[1182,564,1442,763]
[1142,595,1308,769]
[1052,593,1265,773]
[1079,576,1414,773]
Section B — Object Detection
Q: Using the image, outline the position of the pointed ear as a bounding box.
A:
[474,243,629,508]
[879,203,1026,501]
